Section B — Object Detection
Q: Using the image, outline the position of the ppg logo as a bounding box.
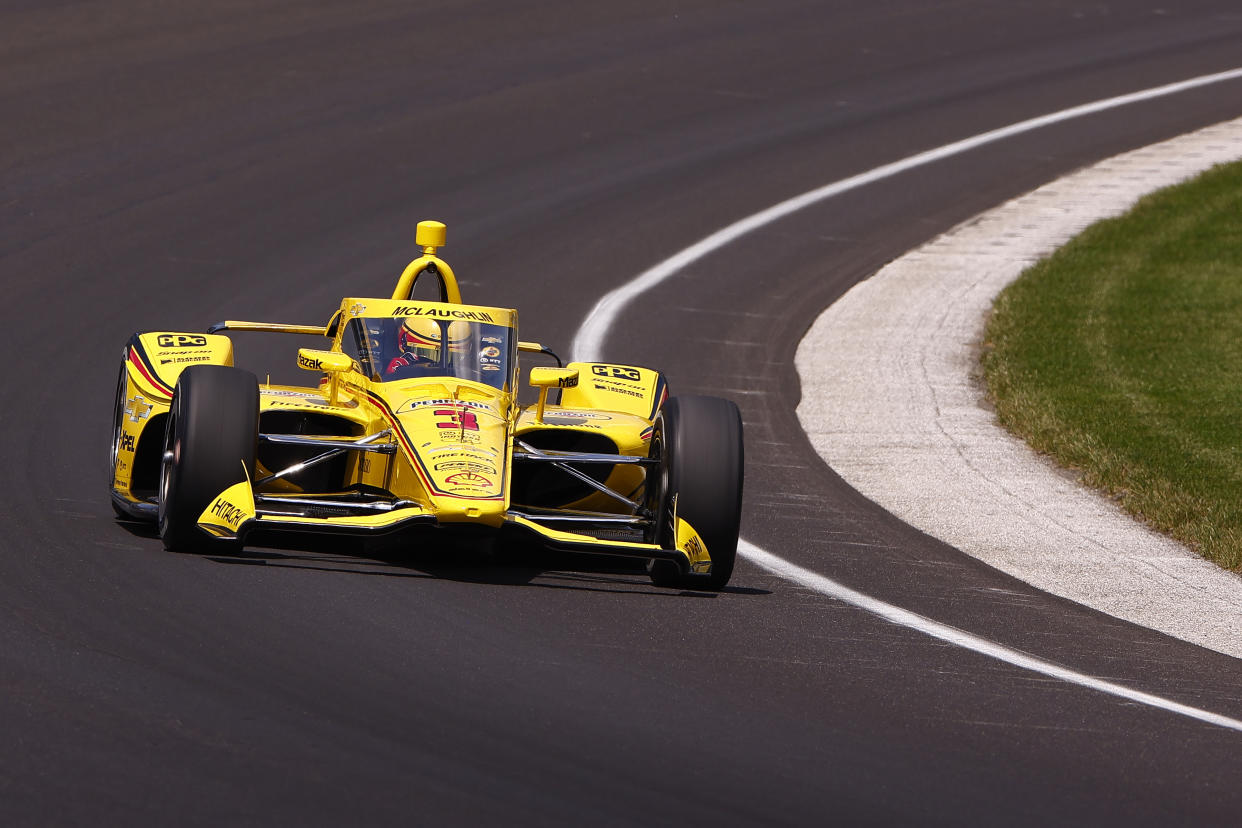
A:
[591,365,642,382]
[157,334,208,348]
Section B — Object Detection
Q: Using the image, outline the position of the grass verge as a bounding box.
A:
[982,159,1242,570]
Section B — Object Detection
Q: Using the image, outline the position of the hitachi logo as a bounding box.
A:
[210,497,246,528]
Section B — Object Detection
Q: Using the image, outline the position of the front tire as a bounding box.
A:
[109,353,129,518]
[648,395,744,590]
[158,365,259,552]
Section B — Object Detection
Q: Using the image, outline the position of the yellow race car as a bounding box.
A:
[109,222,743,589]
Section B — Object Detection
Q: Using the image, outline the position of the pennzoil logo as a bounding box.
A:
[156,334,208,349]
[591,365,641,382]
[396,398,493,415]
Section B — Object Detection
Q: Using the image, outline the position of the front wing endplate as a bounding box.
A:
[197,477,257,539]
[674,517,712,574]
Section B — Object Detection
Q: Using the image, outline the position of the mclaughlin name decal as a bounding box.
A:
[391,307,494,322]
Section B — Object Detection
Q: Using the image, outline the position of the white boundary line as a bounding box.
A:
[570,68,1242,731]
[742,541,1242,733]
[571,66,1242,363]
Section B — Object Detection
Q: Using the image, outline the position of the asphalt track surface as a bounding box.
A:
[5,2,1242,824]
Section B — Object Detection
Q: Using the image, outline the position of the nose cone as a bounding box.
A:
[395,394,510,525]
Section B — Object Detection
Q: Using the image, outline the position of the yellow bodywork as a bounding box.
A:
[110,332,234,496]
[111,221,710,578]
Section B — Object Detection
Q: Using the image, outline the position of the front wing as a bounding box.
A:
[195,477,714,576]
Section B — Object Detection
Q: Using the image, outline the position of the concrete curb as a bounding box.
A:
[797,118,1242,658]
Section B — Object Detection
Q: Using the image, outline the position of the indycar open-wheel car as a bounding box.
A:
[109,221,744,589]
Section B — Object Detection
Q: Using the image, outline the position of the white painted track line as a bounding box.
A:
[743,541,1242,733]
[570,68,1242,730]
[571,67,1242,364]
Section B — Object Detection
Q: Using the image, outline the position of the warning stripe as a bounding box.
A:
[127,343,174,399]
[648,375,668,421]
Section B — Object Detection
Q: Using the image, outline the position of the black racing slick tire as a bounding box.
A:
[109,354,129,518]
[158,365,259,553]
[648,395,744,590]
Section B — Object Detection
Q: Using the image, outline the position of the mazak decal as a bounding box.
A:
[297,353,324,371]
[156,334,208,349]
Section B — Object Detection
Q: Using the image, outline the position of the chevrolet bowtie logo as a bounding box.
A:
[125,395,153,423]
[349,302,367,317]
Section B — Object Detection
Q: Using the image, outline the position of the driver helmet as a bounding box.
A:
[398,317,470,362]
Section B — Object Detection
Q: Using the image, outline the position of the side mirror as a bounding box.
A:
[519,340,563,367]
[297,349,353,373]
[298,349,354,407]
[529,367,579,389]
[529,367,579,423]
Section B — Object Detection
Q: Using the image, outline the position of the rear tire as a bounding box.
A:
[647,395,744,590]
[158,365,259,552]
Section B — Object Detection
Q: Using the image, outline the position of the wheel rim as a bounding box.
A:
[109,360,127,482]
[158,399,177,531]
[643,418,671,545]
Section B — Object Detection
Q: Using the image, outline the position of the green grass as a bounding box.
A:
[982,159,1242,570]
